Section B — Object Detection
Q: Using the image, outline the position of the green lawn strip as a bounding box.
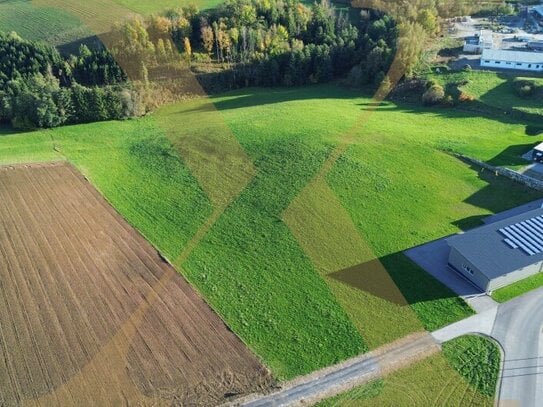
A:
[317,351,493,406]
[492,272,543,302]
[442,335,501,398]
[0,0,92,46]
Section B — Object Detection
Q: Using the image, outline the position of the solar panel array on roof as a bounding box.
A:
[499,215,543,256]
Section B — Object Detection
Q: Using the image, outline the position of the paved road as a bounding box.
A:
[405,239,498,313]
[432,286,543,407]
[240,334,438,407]
[492,287,543,407]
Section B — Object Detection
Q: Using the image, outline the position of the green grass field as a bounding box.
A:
[318,335,500,406]
[442,335,501,397]
[0,78,541,378]
[0,0,92,46]
[429,70,543,118]
[0,0,222,51]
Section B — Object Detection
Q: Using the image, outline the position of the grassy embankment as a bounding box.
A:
[0,80,540,378]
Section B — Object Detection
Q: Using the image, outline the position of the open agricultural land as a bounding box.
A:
[1,75,541,383]
[0,162,269,406]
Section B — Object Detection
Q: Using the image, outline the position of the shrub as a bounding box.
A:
[422,84,445,105]
[442,94,454,106]
[425,79,438,90]
[513,79,536,97]
[458,91,475,103]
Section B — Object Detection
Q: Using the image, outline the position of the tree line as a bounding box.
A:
[1,0,459,129]
[0,31,137,129]
[109,0,408,90]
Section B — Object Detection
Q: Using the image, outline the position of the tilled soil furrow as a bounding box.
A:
[0,174,86,403]
[0,216,58,404]
[0,163,271,405]
[13,168,126,403]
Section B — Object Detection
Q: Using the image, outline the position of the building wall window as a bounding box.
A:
[462,264,475,275]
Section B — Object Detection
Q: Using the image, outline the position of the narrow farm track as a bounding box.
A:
[0,162,271,406]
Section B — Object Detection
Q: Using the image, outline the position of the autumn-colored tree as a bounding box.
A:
[183,37,192,61]
[147,15,172,42]
[201,25,214,54]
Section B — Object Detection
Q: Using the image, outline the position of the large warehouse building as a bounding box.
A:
[447,208,543,292]
[480,49,543,72]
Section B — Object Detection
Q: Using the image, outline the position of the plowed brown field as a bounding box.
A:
[0,162,270,406]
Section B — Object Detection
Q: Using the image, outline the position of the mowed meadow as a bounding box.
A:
[0,0,223,47]
[0,0,92,46]
[1,83,542,379]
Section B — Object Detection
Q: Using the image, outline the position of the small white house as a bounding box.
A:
[463,30,493,53]
[481,49,543,72]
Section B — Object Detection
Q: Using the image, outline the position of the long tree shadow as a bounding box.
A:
[451,155,543,229]
[466,162,543,212]
[191,80,543,137]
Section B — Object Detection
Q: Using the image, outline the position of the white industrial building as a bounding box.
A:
[481,49,543,72]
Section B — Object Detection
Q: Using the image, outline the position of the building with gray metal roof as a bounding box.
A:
[481,49,543,72]
[447,208,543,292]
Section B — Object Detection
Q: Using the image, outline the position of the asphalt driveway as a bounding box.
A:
[404,238,497,313]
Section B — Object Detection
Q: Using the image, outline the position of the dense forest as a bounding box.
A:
[0,0,467,129]
[0,31,136,129]
[108,0,408,89]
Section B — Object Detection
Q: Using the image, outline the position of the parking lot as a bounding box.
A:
[447,11,543,70]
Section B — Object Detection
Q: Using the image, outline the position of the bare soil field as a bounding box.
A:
[0,162,270,406]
